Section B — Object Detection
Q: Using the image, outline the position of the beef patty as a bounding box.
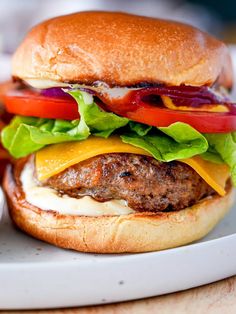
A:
[44,153,215,212]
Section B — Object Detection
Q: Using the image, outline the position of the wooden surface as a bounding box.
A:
[3,276,236,314]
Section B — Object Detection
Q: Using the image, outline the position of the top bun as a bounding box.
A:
[12,11,232,88]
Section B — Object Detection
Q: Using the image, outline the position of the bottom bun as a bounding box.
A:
[3,164,235,253]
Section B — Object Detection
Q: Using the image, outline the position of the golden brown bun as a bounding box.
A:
[12,11,232,88]
[3,164,235,253]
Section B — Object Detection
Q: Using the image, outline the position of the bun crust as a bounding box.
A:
[12,11,232,88]
[3,164,234,253]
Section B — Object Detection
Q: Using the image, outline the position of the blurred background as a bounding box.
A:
[0,0,236,54]
[0,0,236,82]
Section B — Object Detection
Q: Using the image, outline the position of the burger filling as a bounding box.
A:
[2,83,236,215]
[20,159,135,216]
[20,153,215,216]
[45,153,214,212]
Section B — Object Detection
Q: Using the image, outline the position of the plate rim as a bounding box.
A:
[0,231,236,268]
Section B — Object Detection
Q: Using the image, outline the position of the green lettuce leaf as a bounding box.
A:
[204,133,236,184]
[68,90,129,137]
[1,90,129,158]
[129,121,152,136]
[2,88,235,186]
[1,116,88,158]
[200,149,224,164]
[121,122,208,162]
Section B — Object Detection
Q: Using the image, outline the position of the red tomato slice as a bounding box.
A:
[123,103,236,133]
[99,93,236,133]
[3,89,236,133]
[3,90,79,120]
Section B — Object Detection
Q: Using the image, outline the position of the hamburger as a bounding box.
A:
[1,11,236,253]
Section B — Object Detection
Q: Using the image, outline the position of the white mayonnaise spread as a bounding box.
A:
[20,161,135,216]
[25,79,140,99]
[25,79,70,89]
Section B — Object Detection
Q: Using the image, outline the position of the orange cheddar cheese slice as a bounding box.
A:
[36,136,150,181]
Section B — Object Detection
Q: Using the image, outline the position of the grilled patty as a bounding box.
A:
[44,153,215,212]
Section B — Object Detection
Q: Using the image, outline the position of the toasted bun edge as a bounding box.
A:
[3,164,235,253]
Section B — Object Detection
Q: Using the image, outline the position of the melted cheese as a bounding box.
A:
[36,136,229,196]
[180,157,229,196]
[21,161,134,216]
[36,136,151,181]
[161,96,229,113]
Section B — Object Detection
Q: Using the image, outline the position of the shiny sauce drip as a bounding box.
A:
[95,86,236,115]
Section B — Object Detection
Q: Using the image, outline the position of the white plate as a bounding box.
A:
[0,201,236,310]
